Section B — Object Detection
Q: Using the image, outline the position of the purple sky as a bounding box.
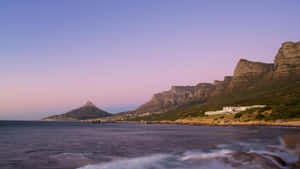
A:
[1,0,300,120]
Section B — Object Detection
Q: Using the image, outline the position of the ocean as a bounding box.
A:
[0,121,299,169]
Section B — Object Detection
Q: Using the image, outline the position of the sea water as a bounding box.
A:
[0,121,299,169]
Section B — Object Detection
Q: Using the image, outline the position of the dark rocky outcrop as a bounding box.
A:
[262,153,287,167]
[282,133,300,169]
[283,133,300,149]
[42,101,111,121]
[220,152,284,169]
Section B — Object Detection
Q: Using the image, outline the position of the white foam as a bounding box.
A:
[77,154,172,169]
[77,140,299,169]
[76,152,236,169]
[181,149,232,161]
[51,152,89,160]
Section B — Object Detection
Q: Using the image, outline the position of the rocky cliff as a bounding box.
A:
[135,41,300,113]
[212,76,232,95]
[274,41,300,77]
[136,78,235,113]
[136,83,215,113]
[228,59,273,89]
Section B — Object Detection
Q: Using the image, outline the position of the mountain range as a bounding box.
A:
[103,41,300,122]
[42,41,300,122]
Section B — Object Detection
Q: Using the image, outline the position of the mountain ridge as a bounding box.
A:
[128,41,300,119]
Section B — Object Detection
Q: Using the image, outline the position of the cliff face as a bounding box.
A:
[136,83,215,113]
[212,76,232,95]
[134,41,300,114]
[136,78,234,113]
[274,41,300,77]
[228,59,273,89]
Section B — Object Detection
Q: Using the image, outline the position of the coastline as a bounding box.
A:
[86,118,300,127]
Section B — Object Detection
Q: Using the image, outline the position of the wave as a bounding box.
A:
[77,152,236,169]
[180,149,233,160]
[77,141,298,169]
[77,154,174,169]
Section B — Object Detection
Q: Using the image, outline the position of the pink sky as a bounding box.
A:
[1,0,300,120]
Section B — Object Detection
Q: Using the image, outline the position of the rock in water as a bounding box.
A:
[262,153,287,167]
[283,134,300,149]
[220,152,283,169]
[283,133,300,168]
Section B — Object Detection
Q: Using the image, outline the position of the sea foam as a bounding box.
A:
[77,154,173,169]
[77,140,298,169]
[77,150,235,169]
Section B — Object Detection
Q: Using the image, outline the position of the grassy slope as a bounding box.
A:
[131,77,300,121]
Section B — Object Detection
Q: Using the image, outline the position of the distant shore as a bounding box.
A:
[86,118,300,127]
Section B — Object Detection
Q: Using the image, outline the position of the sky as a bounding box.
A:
[1,0,300,120]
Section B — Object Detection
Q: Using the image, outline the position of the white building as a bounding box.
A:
[204,105,266,116]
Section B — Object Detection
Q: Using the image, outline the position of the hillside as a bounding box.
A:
[131,77,300,121]
[115,41,300,122]
[42,101,111,121]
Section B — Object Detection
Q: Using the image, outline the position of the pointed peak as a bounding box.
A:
[84,101,95,107]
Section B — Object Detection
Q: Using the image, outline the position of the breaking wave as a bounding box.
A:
[180,149,233,160]
[77,154,175,169]
[77,152,235,169]
[78,141,299,169]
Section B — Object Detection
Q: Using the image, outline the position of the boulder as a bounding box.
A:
[262,153,286,166]
[283,134,300,149]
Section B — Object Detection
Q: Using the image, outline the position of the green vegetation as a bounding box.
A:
[234,113,242,119]
[132,78,300,121]
[268,104,300,120]
[255,112,265,120]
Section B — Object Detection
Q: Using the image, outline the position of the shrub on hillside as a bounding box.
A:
[234,113,242,118]
[255,112,265,120]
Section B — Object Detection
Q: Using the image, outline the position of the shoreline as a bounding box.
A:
[87,119,300,127]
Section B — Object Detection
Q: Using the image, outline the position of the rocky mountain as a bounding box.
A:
[134,41,300,114]
[135,83,215,113]
[228,59,273,89]
[42,101,111,121]
[274,41,300,77]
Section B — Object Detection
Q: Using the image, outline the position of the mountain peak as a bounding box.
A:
[84,101,95,107]
[42,100,111,121]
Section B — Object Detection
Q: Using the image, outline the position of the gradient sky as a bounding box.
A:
[1,0,300,120]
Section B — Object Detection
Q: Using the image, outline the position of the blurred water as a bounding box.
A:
[0,121,299,169]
